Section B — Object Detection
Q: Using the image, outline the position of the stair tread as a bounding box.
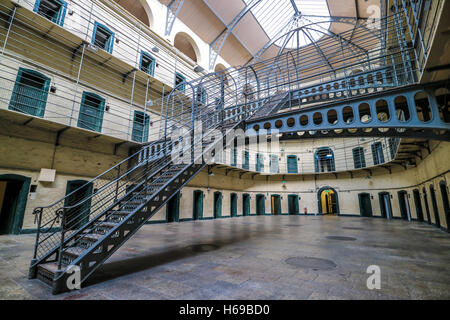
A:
[79,233,104,241]
[63,247,85,257]
[38,262,60,274]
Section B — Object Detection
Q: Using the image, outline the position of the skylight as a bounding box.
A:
[244,0,331,49]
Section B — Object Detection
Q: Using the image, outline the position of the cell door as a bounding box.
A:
[256,195,265,215]
[271,195,281,215]
[288,195,299,215]
[413,190,424,222]
[214,192,222,218]
[230,194,237,217]
[358,193,373,217]
[193,191,203,220]
[167,192,180,223]
[439,182,450,231]
[243,194,250,216]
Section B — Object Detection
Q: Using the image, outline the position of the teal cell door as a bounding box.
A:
[243,194,250,216]
[358,193,373,217]
[230,193,237,217]
[288,195,299,215]
[64,180,93,230]
[439,182,450,231]
[256,194,265,215]
[193,191,203,220]
[78,92,105,132]
[0,175,30,235]
[430,185,441,228]
[214,192,222,218]
[167,192,180,223]
[9,68,50,117]
[397,191,411,220]
[271,195,282,215]
[287,156,298,173]
[378,192,392,219]
[423,188,432,224]
[413,189,424,222]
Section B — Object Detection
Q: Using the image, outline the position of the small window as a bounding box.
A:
[140,51,155,76]
[132,111,150,143]
[34,0,67,26]
[196,86,207,105]
[78,92,105,132]
[175,73,186,92]
[371,142,385,165]
[269,154,279,173]
[352,147,366,169]
[92,22,115,54]
[230,147,237,167]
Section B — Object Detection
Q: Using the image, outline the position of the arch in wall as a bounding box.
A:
[214,63,229,85]
[0,174,31,235]
[174,32,201,64]
[317,186,340,215]
[113,0,154,28]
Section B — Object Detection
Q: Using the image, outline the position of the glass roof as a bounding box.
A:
[243,0,331,49]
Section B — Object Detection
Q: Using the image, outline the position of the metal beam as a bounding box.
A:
[165,0,184,36]
[209,0,263,70]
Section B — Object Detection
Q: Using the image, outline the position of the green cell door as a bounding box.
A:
[423,188,432,224]
[230,193,237,217]
[287,156,298,174]
[193,190,203,220]
[167,192,180,223]
[271,195,281,215]
[358,193,373,217]
[64,180,93,230]
[0,175,30,235]
[288,195,299,215]
[78,92,105,132]
[256,194,265,215]
[9,68,50,117]
[214,192,222,218]
[413,189,424,222]
[378,192,392,219]
[430,185,441,228]
[397,191,410,220]
[439,182,450,231]
[243,194,250,216]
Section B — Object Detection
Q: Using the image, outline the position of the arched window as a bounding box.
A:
[315,147,335,173]
[174,32,200,63]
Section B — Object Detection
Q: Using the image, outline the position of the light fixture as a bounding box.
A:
[87,44,98,53]
[152,46,159,53]
[194,65,204,73]
[146,99,154,107]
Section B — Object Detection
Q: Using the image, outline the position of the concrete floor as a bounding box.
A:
[1,215,450,300]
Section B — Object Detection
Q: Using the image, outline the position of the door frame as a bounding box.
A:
[397,190,410,221]
[288,194,299,215]
[378,192,392,219]
[230,193,238,217]
[0,174,31,235]
[242,193,250,216]
[413,189,424,222]
[166,192,180,223]
[271,194,282,215]
[256,194,265,215]
[193,190,203,220]
[439,181,450,231]
[317,186,340,215]
[214,191,222,218]
[429,185,441,228]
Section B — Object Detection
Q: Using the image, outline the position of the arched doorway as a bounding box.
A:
[318,187,339,215]
[0,174,31,235]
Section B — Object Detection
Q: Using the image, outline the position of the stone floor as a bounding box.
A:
[1,215,450,300]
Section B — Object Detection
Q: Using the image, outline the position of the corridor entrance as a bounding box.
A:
[379,192,393,219]
[318,187,339,215]
[0,175,30,235]
[398,191,411,221]
[166,192,180,223]
[193,190,203,220]
[256,194,265,215]
[413,189,424,222]
[242,194,250,216]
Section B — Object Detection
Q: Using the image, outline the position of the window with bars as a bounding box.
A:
[92,22,115,54]
[371,142,385,165]
[132,111,150,143]
[175,73,186,92]
[140,51,156,76]
[78,92,105,133]
[352,147,366,169]
[270,154,279,173]
[315,147,335,173]
[256,153,264,173]
[34,0,67,26]
[242,150,249,170]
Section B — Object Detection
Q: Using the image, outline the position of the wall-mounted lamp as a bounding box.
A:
[68,10,74,16]
[152,46,159,53]
[194,65,204,73]
[105,105,110,112]
[50,86,57,93]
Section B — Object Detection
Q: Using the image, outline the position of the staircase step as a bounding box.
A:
[79,233,104,243]
[63,246,85,258]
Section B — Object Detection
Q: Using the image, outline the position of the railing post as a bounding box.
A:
[57,208,66,270]
[28,208,42,279]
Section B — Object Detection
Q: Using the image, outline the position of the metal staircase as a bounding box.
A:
[28,9,431,293]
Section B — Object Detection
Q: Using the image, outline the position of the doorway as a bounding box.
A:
[318,187,339,215]
[358,193,373,217]
[256,194,265,215]
[0,174,30,235]
[230,193,237,217]
[288,195,299,215]
[271,195,282,215]
[397,191,411,221]
[166,192,180,223]
[378,192,393,219]
[423,188,432,224]
[439,181,449,231]
[430,185,441,228]
[214,192,222,218]
[242,194,250,216]
[64,180,93,230]
[193,190,203,220]
[413,189,424,222]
